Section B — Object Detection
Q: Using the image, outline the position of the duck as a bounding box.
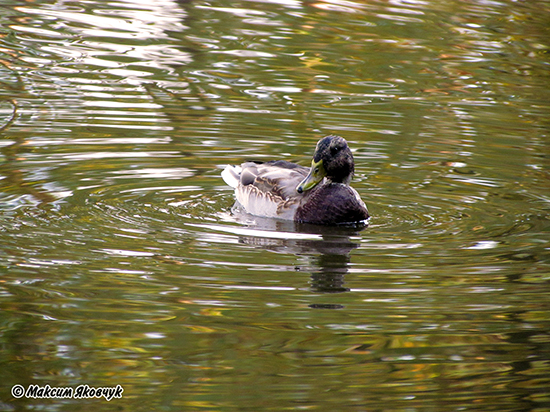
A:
[221,135,369,225]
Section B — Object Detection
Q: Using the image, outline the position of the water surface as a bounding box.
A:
[1,0,549,411]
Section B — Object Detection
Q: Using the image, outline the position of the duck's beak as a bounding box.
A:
[296,159,325,193]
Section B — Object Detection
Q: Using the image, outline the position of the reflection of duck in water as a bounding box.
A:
[222,135,369,225]
[211,215,361,296]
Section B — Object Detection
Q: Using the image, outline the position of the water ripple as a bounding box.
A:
[1,1,549,410]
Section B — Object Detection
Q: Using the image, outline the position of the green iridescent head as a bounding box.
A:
[296,135,355,194]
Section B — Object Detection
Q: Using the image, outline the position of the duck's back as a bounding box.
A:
[223,161,309,220]
[241,161,308,200]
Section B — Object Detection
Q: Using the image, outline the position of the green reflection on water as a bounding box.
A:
[1,0,549,411]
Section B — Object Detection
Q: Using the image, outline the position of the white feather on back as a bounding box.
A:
[221,165,241,188]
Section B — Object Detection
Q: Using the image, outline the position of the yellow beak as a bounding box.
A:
[296,159,326,193]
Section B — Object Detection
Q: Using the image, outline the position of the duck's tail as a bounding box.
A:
[221,165,241,188]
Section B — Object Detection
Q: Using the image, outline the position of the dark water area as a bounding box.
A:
[1,0,549,411]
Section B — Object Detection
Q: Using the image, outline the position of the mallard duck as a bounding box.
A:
[222,135,369,225]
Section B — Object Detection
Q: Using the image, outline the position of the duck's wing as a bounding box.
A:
[245,161,309,199]
[224,161,309,219]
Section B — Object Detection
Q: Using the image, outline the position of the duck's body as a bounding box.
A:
[222,135,369,225]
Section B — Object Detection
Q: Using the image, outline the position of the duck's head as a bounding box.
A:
[296,135,355,194]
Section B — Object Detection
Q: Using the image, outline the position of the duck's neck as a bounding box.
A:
[328,174,352,185]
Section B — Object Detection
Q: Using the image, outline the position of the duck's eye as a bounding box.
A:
[330,145,341,155]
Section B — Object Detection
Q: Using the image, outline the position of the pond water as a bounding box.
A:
[1,0,549,411]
